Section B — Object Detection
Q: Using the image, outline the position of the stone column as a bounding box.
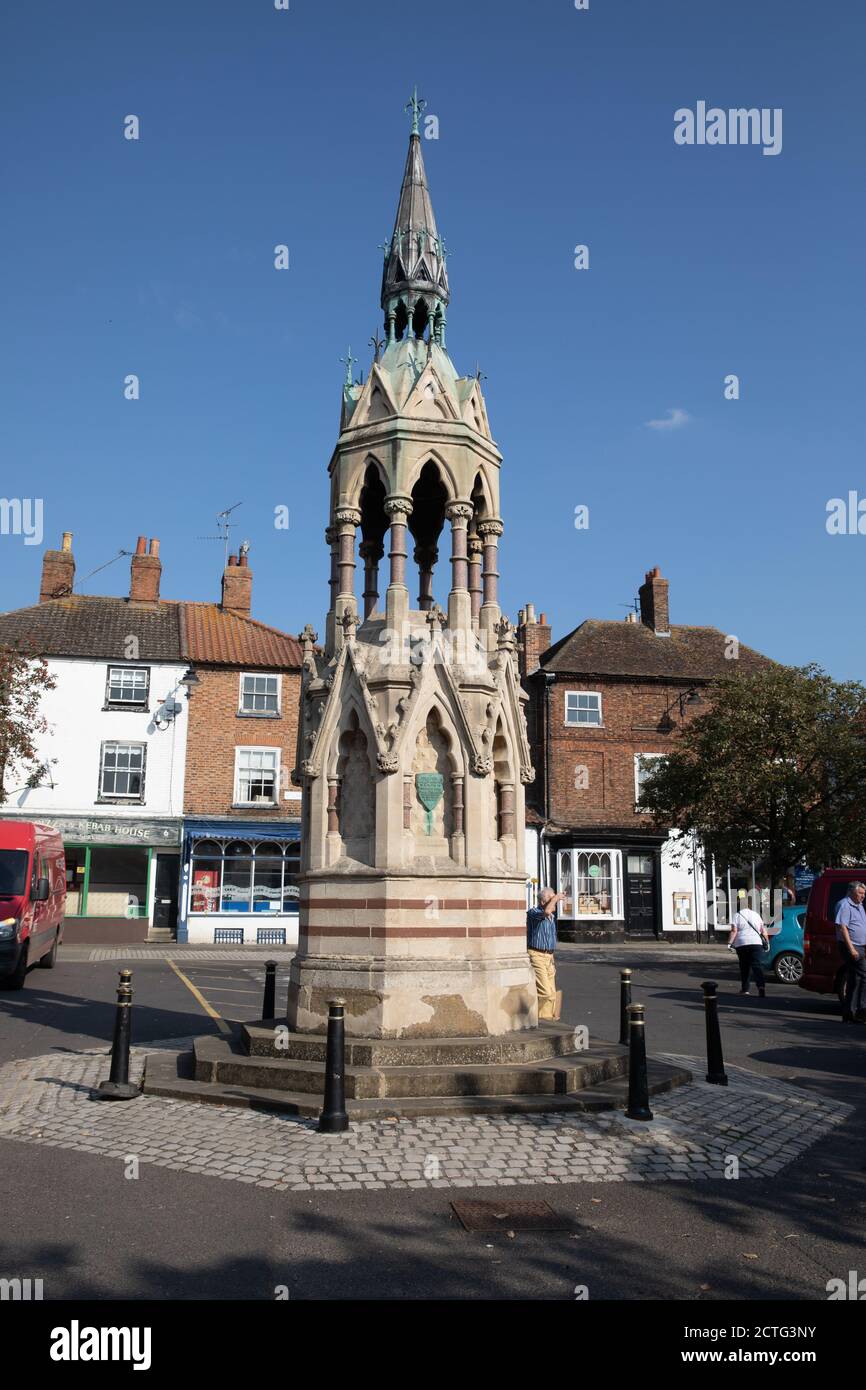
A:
[403,776,412,831]
[360,540,383,620]
[498,782,515,840]
[446,501,473,633]
[385,496,412,631]
[324,524,339,652]
[414,542,438,611]
[467,535,483,628]
[479,519,503,643]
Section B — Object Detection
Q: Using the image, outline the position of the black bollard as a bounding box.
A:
[701,981,728,1086]
[96,969,139,1100]
[318,997,349,1133]
[625,1003,653,1121]
[619,968,633,1045]
[262,959,277,1019]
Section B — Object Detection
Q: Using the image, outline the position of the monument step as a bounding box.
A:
[193,1034,631,1100]
[143,1048,691,1118]
[241,1019,586,1066]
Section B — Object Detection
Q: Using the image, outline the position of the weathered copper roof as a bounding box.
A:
[540,620,773,681]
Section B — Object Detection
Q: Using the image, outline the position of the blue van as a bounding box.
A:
[759,905,805,983]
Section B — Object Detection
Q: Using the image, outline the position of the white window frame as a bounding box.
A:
[106,665,150,707]
[234,747,281,806]
[238,672,281,717]
[557,848,623,920]
[635,753,666,808]
[99,741,146,800]
[564,690,603,727]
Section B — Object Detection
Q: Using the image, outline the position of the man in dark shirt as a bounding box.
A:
[526,888,564,1021]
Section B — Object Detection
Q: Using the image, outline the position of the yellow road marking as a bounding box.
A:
[167,959,232,1036]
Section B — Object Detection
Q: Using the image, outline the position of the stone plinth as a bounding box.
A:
[286,871,537,1037]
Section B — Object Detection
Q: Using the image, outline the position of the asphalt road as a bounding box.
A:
[0,945,863,1302]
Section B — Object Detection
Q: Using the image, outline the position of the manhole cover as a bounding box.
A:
[450,1199,570,1233]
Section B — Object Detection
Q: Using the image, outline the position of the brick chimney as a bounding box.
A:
[129,536,162,604]
[221,546,252,615]
[39,531,76,602]
[639,567,670,635]
[516,602,552,677]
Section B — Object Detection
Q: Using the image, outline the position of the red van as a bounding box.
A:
[0,821,66,989]
[799,868,866,1001]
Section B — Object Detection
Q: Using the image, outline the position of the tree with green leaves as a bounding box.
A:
[639,664,866,887]
[0,644,57,804]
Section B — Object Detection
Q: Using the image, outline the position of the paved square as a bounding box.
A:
[0,1039,850,1192]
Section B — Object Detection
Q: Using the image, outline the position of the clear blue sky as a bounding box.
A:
[2,0,863,679]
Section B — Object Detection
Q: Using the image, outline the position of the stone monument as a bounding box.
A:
[288,91,538,1038]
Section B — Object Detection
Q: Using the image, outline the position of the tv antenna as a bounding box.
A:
[619,596,641,618]
[197,502,243,568]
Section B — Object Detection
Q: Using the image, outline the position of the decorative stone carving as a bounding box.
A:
[335,507,362,528]
[471,753,492,777]
[384,496,413,520]
[377,751,399,774]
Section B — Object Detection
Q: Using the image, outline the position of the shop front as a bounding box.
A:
[525,825,709,942]
[0,814,183,943]
[179,819,302,946]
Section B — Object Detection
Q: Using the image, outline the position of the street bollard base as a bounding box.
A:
[317,1114,349,1134]
[95,1080,139,1101]
[706,1072,729,1086]
[625,1106,653,1121]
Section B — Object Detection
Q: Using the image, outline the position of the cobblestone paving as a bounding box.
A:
[0,1041,850,1192]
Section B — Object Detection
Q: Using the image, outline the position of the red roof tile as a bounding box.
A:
[179,604,302,669]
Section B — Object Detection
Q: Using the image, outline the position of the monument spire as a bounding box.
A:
[381,90,450,345]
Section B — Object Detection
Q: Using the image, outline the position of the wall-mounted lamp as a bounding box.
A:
[659,686,703,732]
[154,668,200,729]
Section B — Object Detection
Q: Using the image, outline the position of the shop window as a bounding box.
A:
[557,849,623,920]
[189,837,301,915]
[239,673,280,716]
[99,742,145,800]
[564,691,602,727]
[283,843,300,910]
[234,748,279,805]
[105,666,149,707]
[190,840,222,914]
[253,855,283,913]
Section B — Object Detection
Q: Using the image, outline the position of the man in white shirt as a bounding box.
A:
[728,896,770,997]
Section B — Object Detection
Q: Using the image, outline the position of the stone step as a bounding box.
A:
[194,1034,630,1100]
[241,1019,585,1066]
[143,1049,691,1119]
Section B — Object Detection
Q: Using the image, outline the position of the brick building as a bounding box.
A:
[178,548,304,945]
[517,569,772,941]
[0,533,303,945]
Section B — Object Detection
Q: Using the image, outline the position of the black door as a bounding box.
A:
[626,853,657,937]
[154,855,179,932]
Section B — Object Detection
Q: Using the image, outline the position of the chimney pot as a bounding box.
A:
[39,533,75,602]
[130,536,162,604]
[525,602,536,624]
[638,567,670,635]
[221,551,253,614]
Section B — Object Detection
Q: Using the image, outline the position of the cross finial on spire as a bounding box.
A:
[369,331,384,363]
[405,86,426,137]
[339,347,358,387]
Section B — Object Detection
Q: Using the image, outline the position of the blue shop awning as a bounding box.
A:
[183,819,301,844]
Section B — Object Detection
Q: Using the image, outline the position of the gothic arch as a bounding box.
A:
[403,450,459,506]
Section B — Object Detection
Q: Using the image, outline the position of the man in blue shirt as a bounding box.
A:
[835,881,866,1023]
[527,888,565,1021]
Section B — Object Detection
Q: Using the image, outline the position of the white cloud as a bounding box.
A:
[645,407,691,430]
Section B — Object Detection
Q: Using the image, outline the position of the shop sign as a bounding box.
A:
[8,814,182,847]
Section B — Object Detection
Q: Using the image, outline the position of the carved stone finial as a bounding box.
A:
[495,615,515,650]
[340,607,359,640]
[301,623,318,653]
